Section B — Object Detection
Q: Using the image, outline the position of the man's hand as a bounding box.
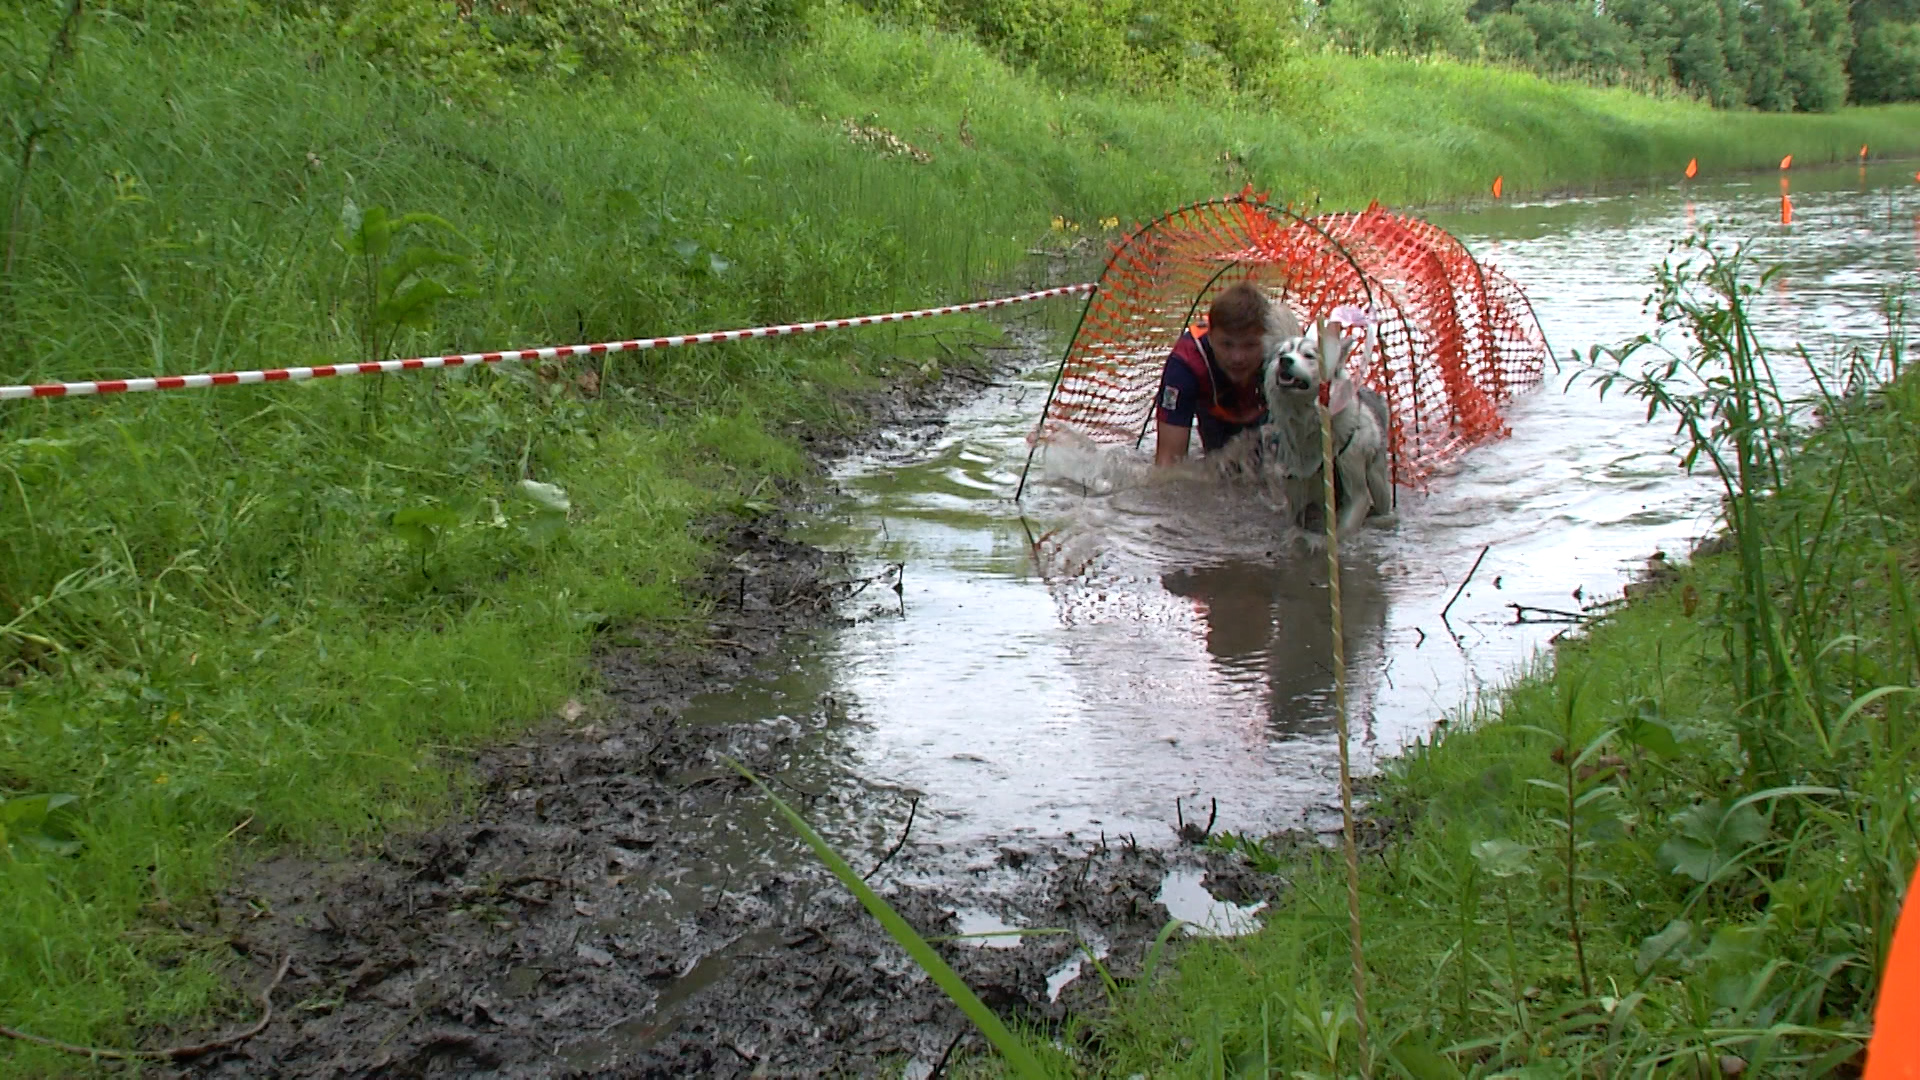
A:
[1154,422,1191,467]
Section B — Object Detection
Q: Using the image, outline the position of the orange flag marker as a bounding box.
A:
[1866,862,1920,1079]
[1861,144,1870,160]
[1781,154,1793,170]
[1492,175,1503,199]
[1685,158,1698,179]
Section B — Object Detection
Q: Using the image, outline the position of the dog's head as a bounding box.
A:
[1262,320,1352,403]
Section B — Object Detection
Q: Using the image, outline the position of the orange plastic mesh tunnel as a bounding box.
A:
[1016,191,1549,497]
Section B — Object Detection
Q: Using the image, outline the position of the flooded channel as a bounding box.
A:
[197,164,1920,1076]
[773,161,1920,856]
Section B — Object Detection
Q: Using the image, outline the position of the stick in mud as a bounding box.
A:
[1174,796,1219,844]
[864,796,920,880]
[1441,543,1492,624]
[839,566,898,599]
[1509,603,1591,624]
[927,1028,970,1079]
[941,368,1005,388]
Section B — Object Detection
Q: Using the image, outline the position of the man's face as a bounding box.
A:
[1211,326,1265,386]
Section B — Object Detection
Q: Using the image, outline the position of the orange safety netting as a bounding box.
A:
[1027,191,1548,488]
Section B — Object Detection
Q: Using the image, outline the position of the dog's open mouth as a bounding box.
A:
[1273,376,1312,392]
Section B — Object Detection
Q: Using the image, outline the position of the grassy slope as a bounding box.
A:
[791,20,1920,214]
[2,4,1919,1070]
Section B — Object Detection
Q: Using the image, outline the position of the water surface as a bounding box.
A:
[767,163,1919,852]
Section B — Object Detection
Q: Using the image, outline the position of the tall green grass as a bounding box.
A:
[1089,245,1919,1076]
[784,10,1920,213]
[3,2,1920,1071]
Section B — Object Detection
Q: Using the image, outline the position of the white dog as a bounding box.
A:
[1253,316,1394,538]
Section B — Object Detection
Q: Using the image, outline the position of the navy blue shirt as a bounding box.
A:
[1156,329,1267,452]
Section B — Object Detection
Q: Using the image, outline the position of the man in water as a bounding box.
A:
[1152,281,1299,467]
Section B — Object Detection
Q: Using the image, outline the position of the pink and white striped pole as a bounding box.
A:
[0,283,1095,403]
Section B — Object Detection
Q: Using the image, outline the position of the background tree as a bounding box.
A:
[1849,0,1920,101]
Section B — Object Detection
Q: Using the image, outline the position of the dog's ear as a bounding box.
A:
[1316,319,1348,380]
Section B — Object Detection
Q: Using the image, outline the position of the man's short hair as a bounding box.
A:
[1207,282,1270,335]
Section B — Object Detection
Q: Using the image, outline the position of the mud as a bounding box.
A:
[165,333,1284,1079]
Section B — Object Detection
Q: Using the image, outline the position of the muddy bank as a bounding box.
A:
[162,333,1282,1078]
[180,764,1272,1077]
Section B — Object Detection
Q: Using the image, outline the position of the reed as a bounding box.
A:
[1318,328,1372,1075]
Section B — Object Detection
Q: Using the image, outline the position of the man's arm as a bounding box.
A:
[1154,353,1200,467]
[1155,421,1192,466]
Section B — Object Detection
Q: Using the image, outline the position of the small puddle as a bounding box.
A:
[1155,868,1267,937]
[1046,936,1109,1002]
[949,907,1026,948]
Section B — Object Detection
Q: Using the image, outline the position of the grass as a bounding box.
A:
[1083,243,1919,1076]
[782,14,1920,215]
[2,1,1920,1071]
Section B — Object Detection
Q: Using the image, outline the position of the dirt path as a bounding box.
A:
[165,338,1282,1079]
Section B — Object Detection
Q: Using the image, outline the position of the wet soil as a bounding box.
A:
[165,334,1284,1079]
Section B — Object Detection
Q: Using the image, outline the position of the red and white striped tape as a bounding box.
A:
[0,283,1096,402]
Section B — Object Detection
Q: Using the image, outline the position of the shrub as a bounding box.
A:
[852,0,1309,95]
[1739,0,1852,110]
[1475,0,1858,110]
[1477,11,1538,63]
[1510,0,1647,80]
[1321,0,1480,57]
[1611,0,1742,106]
[1851,18,1920,102]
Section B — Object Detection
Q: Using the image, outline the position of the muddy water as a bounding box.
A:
[773,161,1920,857]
